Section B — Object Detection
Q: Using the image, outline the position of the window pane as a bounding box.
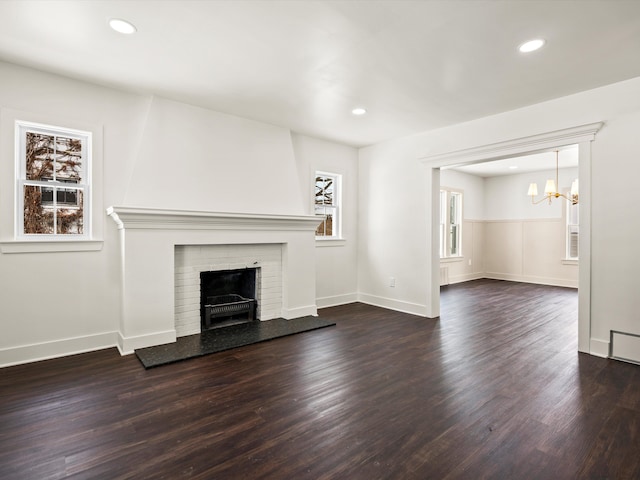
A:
[57,187,78,206]
[316,208,333,237]
[314,205,335,237]
[566,197,579,259]
[55,136,82,182]
[569,203,579,225]
[568,225,579,259]
[316,215,333,236]
[60,190,83,234]
[450,224,458,255]
[315,176,334,206]
[315,205,326,236]
[449,196,456,225]
[57,207,83,235]
[25,132,54,181]
[450,192,461,224]
[41,185,54,205]
[23,185,54,234]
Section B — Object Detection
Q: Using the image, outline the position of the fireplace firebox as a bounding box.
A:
[200,268,258,330]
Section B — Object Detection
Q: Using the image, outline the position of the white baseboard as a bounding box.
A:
[357,293,428,317]
[448,273,485,285]
[316,293,358,309]
[589,337,609,358]
[117,330,176,355]
[484,272,578,289]
[281,304,318,319]
[0,331,118,368]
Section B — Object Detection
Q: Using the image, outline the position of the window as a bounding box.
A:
[566,198,579,260]
[315,172,341,239]
[17,122,90,238]
[440,189,462,257]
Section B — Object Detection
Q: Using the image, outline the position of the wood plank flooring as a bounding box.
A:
[1,279,639,479]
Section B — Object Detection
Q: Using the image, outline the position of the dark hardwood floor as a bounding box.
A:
[1,279,639,479]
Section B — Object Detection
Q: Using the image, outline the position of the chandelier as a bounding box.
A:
[527,150,579,205]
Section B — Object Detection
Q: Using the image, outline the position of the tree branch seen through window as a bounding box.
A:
[18,124,89,237]
[315,172,341,239]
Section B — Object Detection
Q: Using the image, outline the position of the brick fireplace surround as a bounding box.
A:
[107,207,321,354]
[175,243,282,337]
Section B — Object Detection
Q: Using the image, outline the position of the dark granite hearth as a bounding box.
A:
[135,317,336,368]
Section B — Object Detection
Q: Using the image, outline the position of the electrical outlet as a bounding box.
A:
[389,277,396,287]
[468,259,472,266]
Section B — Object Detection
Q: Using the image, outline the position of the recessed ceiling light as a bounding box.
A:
[509,165,519,170]
[519,39,545,53]
[351,107,367,116]
[109,18,137,35]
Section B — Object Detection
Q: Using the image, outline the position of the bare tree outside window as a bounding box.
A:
[20,126,87,236]
[315,172,341,239]
[315,175,333,236]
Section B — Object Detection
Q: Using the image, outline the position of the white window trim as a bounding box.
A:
[0,240,103,254]
[314,170,343,242]
[0,108,103,254]
[440,256,465,264]
[316,238,347,247]
[562,258,579,266]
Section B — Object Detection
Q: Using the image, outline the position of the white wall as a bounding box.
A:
[359,75,640,358]
[0,61,357,366]
[440,169,485,220]
[482,167,579,287]
[291,133,359,307]
[357,139,432,315]
[0,62,147,366]
[484,167,578,220]
[124,96,305,214]
[590,109,640,355]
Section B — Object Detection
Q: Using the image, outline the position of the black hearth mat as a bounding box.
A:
[135,317,336,368]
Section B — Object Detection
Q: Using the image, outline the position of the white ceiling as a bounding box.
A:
[450,145,579,177]
[1,1,640,148]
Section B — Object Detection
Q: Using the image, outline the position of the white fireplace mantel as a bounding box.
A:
[106,206,323,232]
[107,206,322,355]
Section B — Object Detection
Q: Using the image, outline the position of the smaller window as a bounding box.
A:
[566,197,579,260]
[315,172,341,239]
[440,189,462,258]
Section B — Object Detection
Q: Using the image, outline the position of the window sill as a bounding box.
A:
[562,258,579,266]
[440,256,464,263]
[315,238,346,247]
[0,240,104,254]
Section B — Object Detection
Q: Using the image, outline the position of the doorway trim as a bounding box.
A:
[420,122,603,354]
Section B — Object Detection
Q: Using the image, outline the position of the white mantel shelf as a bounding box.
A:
[106,206,322,231]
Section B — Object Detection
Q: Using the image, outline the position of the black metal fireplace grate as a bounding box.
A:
[203,294,256,330]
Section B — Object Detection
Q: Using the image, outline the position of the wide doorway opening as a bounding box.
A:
[420,123,602,354]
